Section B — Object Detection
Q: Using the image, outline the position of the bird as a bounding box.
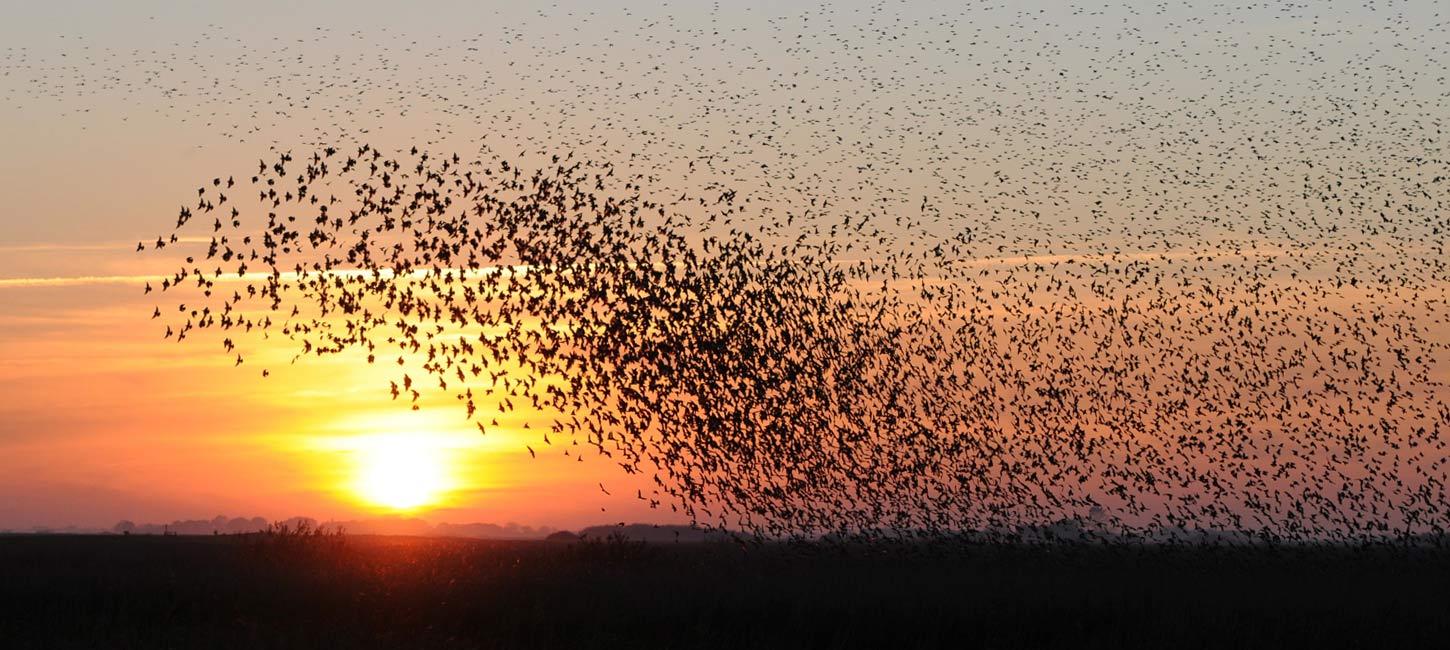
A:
[65,0,1443,547]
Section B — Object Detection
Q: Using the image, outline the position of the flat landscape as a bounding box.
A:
[3,534,1447,649]
[3,2,1448,647]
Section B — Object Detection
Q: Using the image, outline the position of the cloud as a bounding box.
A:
[0,275,154,289]
[0,238,212,253]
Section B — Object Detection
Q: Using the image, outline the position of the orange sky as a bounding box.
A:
[0,252,681,529]
[2,0,1445,532]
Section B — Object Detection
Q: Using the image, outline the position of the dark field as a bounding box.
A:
[2,535,1447,649]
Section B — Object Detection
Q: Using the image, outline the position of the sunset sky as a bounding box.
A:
[2,0,1445,532]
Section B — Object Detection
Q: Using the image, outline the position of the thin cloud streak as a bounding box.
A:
[0,247,1322,289]
[0,275,155,288]
[0,237,212,253]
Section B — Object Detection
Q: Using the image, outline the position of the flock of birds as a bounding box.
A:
[140,137,1446,544]
[6,1,1446,543]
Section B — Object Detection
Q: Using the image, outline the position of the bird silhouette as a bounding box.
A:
[21,0,1432,547]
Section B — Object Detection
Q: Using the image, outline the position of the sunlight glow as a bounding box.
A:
[350,434,453,510]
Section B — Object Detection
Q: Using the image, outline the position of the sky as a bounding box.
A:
[0,0,1446,532]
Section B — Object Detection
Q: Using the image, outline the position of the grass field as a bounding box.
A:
[2,533,1447,649]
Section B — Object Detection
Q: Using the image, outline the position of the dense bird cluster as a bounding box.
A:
[8,1,1443,543]
[144,141,1446,544]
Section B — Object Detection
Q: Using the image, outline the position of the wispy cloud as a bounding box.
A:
[0,275,154,288]
[0,238,212,253]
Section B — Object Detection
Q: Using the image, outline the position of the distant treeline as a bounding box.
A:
[101,516,555,539]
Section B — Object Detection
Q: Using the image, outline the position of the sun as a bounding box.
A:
[351,434,451,510]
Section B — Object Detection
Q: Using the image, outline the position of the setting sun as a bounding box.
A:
[350,434,452,511]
